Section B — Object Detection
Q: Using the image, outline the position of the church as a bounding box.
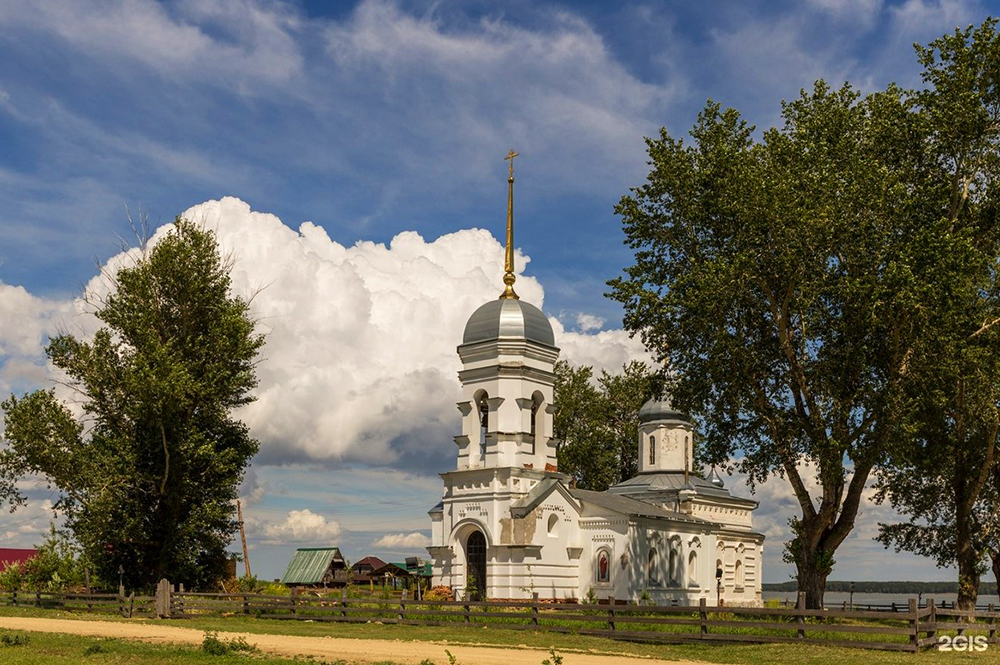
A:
[427,152,765,606]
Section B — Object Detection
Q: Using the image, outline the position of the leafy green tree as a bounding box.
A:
[608,15,1000,604]
[0,219,264,590]
[874,20,1000,613]
[553,360,657,490]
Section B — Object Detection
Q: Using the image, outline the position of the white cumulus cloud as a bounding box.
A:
[575,313,606,332]
[0,197,648,472]
[372,532,431,549]
[260,509,341,544]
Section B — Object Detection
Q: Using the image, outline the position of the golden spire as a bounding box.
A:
[500,148,520,300]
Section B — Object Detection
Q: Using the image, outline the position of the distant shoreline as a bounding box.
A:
[763,581,999,594]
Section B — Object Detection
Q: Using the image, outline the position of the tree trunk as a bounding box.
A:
[955,498,980,613]
[991,549,1000,596]
[796,560,829,610]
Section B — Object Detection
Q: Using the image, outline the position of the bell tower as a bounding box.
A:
[453,150,559,472]
[637,398,694,474]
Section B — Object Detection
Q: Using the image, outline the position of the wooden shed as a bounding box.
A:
[279,547,348,587]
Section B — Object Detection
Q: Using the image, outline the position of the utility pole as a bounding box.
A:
[237,500,251,579]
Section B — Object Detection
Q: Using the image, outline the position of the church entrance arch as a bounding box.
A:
[466,531,487,600]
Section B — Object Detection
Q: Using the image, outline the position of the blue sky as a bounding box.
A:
[1,0,998,584]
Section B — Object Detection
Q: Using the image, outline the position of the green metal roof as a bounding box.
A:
[280,547,343,585]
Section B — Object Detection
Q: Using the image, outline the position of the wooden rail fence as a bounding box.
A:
[0,589,156,618]
[3,585,999,653]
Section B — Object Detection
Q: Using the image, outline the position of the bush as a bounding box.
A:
[0,525,94,592]
[1,633,30,647]
[261,582,287,596]
[424,586,454,601]
[201,631,257,655]
[0,562,24,591]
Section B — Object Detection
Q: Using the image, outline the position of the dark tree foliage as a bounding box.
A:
[609,20,1000,608]
[553,360,658,491]
[1,219,264,590]
[875,20,1000,612]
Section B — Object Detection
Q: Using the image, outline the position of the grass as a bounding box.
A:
[0,628,404,665]
[1,605,997,664]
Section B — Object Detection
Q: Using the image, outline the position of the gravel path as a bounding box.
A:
[0,616,707,665]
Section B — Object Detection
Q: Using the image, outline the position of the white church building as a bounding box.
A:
[427,152,764,606]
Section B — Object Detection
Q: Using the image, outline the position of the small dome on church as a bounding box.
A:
[707,467,725,488]
[638,396,689,424]
[462,298,555,347]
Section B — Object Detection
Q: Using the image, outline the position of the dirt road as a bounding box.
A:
[0,616,705,665]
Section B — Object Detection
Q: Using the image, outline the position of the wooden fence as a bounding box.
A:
[0,589,156,618]
[3,586,999,653]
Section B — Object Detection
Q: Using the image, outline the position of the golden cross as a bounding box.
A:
[504,149,519,179]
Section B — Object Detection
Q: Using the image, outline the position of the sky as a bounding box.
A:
[1,0,998,584]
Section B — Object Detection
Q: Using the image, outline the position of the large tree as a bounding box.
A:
[875,20,1000,612]
[610,20,1000,608]
[0,219,264,590]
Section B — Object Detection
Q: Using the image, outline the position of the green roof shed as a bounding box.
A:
[280,547,347,586]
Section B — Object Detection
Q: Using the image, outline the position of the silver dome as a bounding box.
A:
[462,298,555,347]
[707,467,725,488]
[638,396,689,424]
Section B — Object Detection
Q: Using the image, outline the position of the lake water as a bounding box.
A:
[763,591,1000,609]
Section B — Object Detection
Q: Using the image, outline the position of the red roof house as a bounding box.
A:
[0,548,37,570]
[351,555,387,583]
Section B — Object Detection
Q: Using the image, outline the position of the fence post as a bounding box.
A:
[463,598,470,623]
[988,604,996,644]
[243,593,249,615]
[290,586,298,617]
[155,578,171,618]
[605,593,614,633]
[796,592,805,640]
[926,597,936,644]
[908,598,919,652]
[398,589,407,622]
[35,589,41,608]
[340,587,347,620]
[532,592,539,627]
[699,597,707,638]
[11,590,16,608]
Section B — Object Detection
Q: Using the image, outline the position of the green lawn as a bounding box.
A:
[0,606,995,664]
[0,628,403,665]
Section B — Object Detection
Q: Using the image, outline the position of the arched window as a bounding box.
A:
[668,547,678,586]
[688,551,698,587]
[478,393,489,458]
[596,549,611,584]
[734,560,744,589]
[466,531,487,600]
[529,392,543,455]
[648,435,656,464]
[547,513,559,537]
[647,548,658,586]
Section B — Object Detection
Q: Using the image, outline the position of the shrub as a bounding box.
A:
[1,633,30,647]
[424,586,454,601]
[201,631,257,655]
[0,562,24,591]
[1,525,94,592]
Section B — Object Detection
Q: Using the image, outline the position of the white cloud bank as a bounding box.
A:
[260,509,342,544]
[0,197,647,469]
[372,532,431,549]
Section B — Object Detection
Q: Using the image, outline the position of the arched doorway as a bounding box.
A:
[466,531,487,600]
